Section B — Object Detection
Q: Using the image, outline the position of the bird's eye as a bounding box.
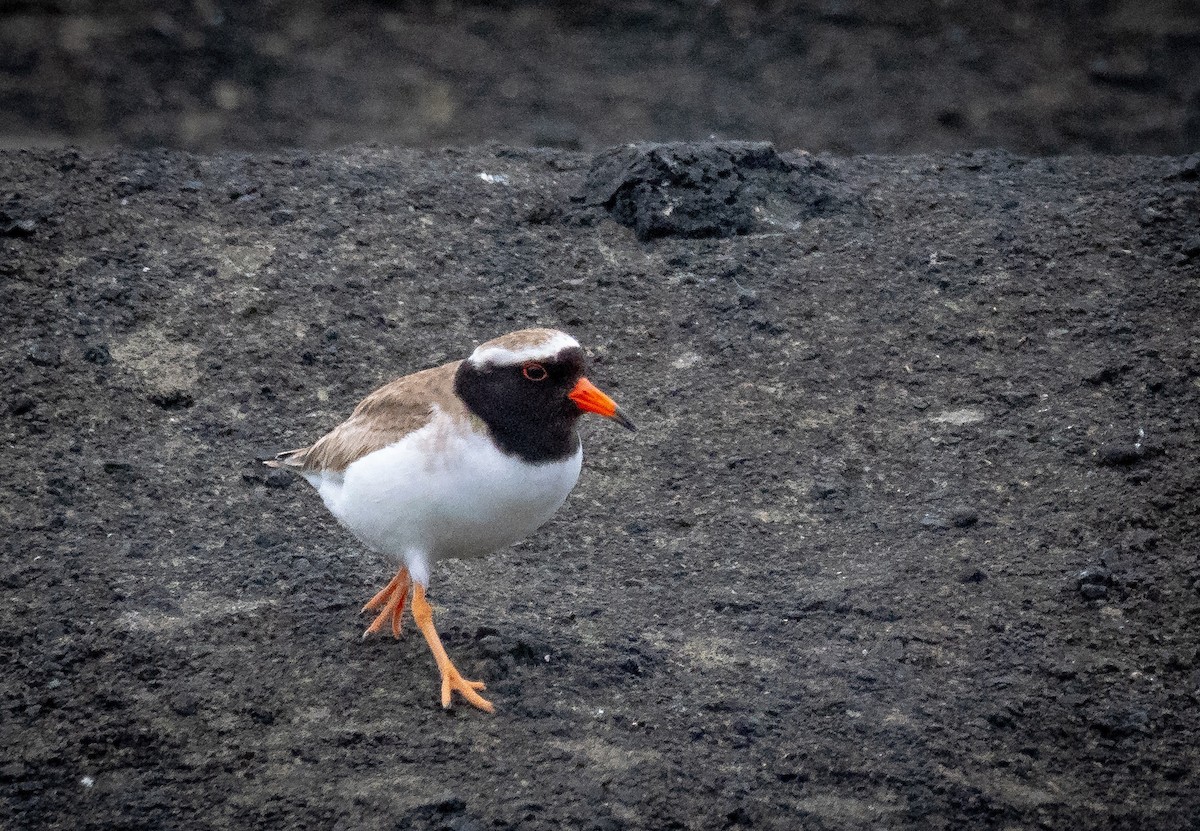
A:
[522,362,548,381]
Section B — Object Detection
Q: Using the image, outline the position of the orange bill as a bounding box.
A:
[568,377,636,431]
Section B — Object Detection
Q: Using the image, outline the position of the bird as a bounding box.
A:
[264,328,635,712]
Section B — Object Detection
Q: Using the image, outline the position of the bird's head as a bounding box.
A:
[455,328,635,451]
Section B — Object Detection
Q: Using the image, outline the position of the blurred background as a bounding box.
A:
[1,0,1198,154]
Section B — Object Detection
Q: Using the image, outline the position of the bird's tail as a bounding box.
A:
[263,446,310,470]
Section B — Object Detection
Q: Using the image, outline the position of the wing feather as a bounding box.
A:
[265,360,465,474]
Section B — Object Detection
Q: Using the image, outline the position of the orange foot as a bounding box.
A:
[361,567,409,639]
[412,584,495,713]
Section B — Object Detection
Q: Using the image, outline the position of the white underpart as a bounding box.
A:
[304,407,582,587]
[467,331,580,368]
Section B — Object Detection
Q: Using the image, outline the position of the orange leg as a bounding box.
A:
[361,567,409,639]
[411,584,494,713]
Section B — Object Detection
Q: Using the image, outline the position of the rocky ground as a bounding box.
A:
[2,142,1199,829]
[3,0,1200,828]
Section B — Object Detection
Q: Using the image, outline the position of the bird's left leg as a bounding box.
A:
[411,584,495,713]
[361,566,409,639]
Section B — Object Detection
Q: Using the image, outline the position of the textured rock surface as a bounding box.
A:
[2,145,1199,829]
[579,142,857,240]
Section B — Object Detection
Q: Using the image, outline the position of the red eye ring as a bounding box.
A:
[522,362,548,381]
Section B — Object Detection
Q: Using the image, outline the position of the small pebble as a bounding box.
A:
[810,481,842,499]
[2,218,36,236]
[951,509,979,528]
[264,469,294,489]
[1098,446,1140,466]
[254,531,286,548]
[25,342,60,367]
[84,344,111,365]
[1077,565,1112,587]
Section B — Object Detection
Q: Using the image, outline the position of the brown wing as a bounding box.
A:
[268,360,466,474]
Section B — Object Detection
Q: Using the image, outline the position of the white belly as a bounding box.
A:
[306,412,582,585]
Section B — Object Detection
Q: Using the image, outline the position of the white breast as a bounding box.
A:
[306,409,583,586]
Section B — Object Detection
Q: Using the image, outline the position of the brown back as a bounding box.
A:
[276,360,468,473]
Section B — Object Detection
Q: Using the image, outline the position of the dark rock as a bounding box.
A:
[149,390,194,409]
[1046,663,1077,680]
[1080,583,1109,600]
[411,792,466,815]
[1,218,36,236]
[8,397,35,416]
[1167,155,1200,180]
[1181,236,1200,259]
[810,481,843,500]
[1082,363,1124,384]
[171,695,199,716]
[1164,653,1192,672]
[508,640,539,664]
[962,569,988,583]
[1097,446,1141,467]
[97,282,125,301]
[84,344,111,365]
[263,469,294,489]
[937,109,966,130]
[114,166,168,197]
[725,806,755,827]
[951,509,979,528]
[254,531,286,548]
[0,761,27,781]
[1077,566,1113,587]
[775,769,810,783]
[579,141,853,241]
[986,705,1018,728]
[102,461,138,485]
[25,341,60,367]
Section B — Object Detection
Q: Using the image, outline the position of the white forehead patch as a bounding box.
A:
[468,330,580,368]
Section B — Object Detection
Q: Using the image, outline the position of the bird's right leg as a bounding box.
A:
[411,584,495,713]
[361,566,409,639]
